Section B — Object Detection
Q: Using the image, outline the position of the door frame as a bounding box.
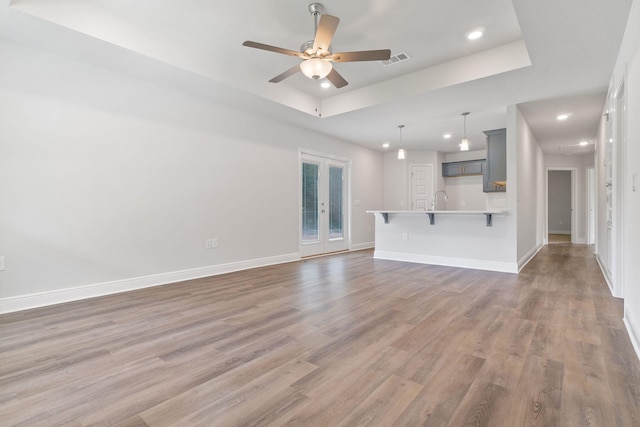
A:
[298,149,351,257]
[409,163,435,210]
[587,167,596,245]
[545,168,577,244]
[611,78,626,298]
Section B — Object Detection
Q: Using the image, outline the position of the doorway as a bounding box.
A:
[300,151,350,257]
[547,169,575,244]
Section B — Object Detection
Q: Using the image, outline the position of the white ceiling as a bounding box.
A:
[0,0,633,155]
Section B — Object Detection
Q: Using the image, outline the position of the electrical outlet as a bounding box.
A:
[0,256,4,271]
[205,239,212,249]
[402,233,409,241]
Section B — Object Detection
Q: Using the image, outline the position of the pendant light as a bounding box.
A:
[397,125,406,159]
[459,112,470,151]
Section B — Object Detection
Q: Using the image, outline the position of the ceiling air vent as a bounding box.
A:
[381,52,410,66]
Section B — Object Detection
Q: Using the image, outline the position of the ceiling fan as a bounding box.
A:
[242,3,391,88]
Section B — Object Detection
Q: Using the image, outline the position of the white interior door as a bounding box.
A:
[410,164,434,210]
[300,153,349,257]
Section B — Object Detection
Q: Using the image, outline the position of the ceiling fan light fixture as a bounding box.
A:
[300,58,332,79]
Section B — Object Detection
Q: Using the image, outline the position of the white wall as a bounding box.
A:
[443,175,486,210]
[610,0,640,357]
[0,41,383,311]
[512,105,545,268]
[595,116,611,278]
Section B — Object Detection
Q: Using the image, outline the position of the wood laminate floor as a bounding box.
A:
[548,234,572,244]
[1,245,639,426]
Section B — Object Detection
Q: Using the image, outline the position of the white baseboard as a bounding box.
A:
[624,306,640,362]
[373,250,518,274]
[0,253,300,314]
[351,241,375,251]
[596,254,615,296]
[518,243,544,272]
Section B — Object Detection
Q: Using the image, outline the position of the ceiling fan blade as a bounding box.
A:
[326,68,348,88]
[243,41,304,58]
[269,65,301,83]
[312,14,340,54]
[328,49,391,62]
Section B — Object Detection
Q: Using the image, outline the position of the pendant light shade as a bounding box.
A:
[460,112,470,151]
[397,125,406,159]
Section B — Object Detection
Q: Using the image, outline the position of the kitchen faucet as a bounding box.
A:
[431,189,449,211]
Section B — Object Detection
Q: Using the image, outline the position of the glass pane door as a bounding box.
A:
[300,153,349,257]
[302,162,320,244]
[328,165,343,240]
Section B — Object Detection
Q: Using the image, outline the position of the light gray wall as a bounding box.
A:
[0,40,383,304]
[547,170,572,234]
[513,105,545,267]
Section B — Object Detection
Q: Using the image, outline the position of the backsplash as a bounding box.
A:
[486,192,508,211]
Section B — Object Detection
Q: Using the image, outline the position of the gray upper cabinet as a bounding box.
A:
[442,159,485,177]
[483,128,506,192]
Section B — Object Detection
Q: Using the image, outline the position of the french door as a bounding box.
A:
[300,152,349,257]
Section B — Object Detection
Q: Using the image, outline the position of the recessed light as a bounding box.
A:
[382,142,390,148]
[443,133,452,139]
[466,29,484,40]
[556,113,570,121]
[320,81,331,89]
[579,141,589,146]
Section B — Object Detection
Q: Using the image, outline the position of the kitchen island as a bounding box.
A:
[367,210,516,273]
